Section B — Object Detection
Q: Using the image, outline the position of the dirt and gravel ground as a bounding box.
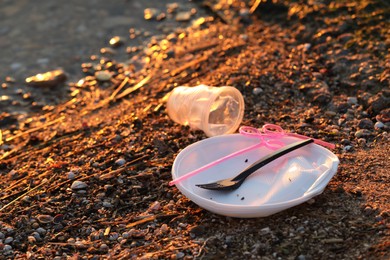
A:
[0,0,389,259]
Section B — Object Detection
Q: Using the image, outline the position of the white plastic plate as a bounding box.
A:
[171,134,339,218]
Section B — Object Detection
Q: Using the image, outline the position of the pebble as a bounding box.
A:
[0,232,4,239]
[67,238,76,244]
[357,138,366,146]
[144,8,160,20]
[377,106,390,120]
[176,12,192,22]
[25,69,67,88]
[296,226,305,233]
[260,227,271,234]
[325,111,336,117]
[4,237,13,244]
[100,243,109,251]
[189,225,205,236]
[109,36,123,48]
[71,180,88,190]
[355,129,371,138]
[3,244,12,252]
[374,121,384,129]
[160,224,169,233]
[95,71,112,81]
[178,222,187,228]
[253,87,263,95]
[109,233,119,241]
[343,145,353,152]
[347,96,358,105]
[31,222,40,229]
[31,231,41,240]
[122,232,130,239]
[225,235,234,244]
[166,3,179,13]
[5,76,15,83]
[368,92,390,114]
[297,255,306,260]
[67,171,76,180]
[176,252,185,259]
[102,202,113,208]
[37,214,54,224]
[115,158,126,166]
[36,227,46,235]
[28,236,36,244]
[375,215,383,222]
[100,47,116,55]
[53,214,64,224]
[357,118,374,129]
[341,139,351,145]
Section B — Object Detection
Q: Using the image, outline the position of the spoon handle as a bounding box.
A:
[232,139,314,181]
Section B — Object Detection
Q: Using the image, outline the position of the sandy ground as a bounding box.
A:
[0,0,389,259]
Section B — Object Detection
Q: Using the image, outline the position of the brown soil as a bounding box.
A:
[0,1,389,259]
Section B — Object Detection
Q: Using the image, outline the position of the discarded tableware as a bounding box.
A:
[171,127,339,218]
[169,124,334,186]
[166,85,245,137]
[195,139,314,191]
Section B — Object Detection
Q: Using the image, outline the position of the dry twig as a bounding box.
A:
[0,174,57,212]
[250,0,262,14]
[5,116,65,143]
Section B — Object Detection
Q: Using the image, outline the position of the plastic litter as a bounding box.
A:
[169,124,335,186]
[166,85,244,137]
[171,126,339,218]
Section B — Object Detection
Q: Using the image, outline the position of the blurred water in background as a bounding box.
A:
[0,0,204,115]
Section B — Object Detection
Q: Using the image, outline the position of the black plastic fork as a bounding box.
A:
[195,138,314,191]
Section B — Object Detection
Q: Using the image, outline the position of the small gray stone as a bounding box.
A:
[31,232,41,240]
[225,235,234,243]
[253,88,264,95]
[347,96,358,105]
[100,243,109,251]
[4,237,13,244]
[374,121,384,129]
[109,233,119,241]
[358,118,374,129]
[36,227,46,235]
[0,231,5,239]
[67,171,76,180]
[176,11,191,22]
[176,252,185,259]
[260,227,271,234]
[92,162,99,168]
[102,201,113,208]
[115,158,126,166]
[3,244,12,252]
[95,71,112,81]
[122,232,130,239]
[343,145,353,152]
[296,226,305,233]
[71,180,88,190]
